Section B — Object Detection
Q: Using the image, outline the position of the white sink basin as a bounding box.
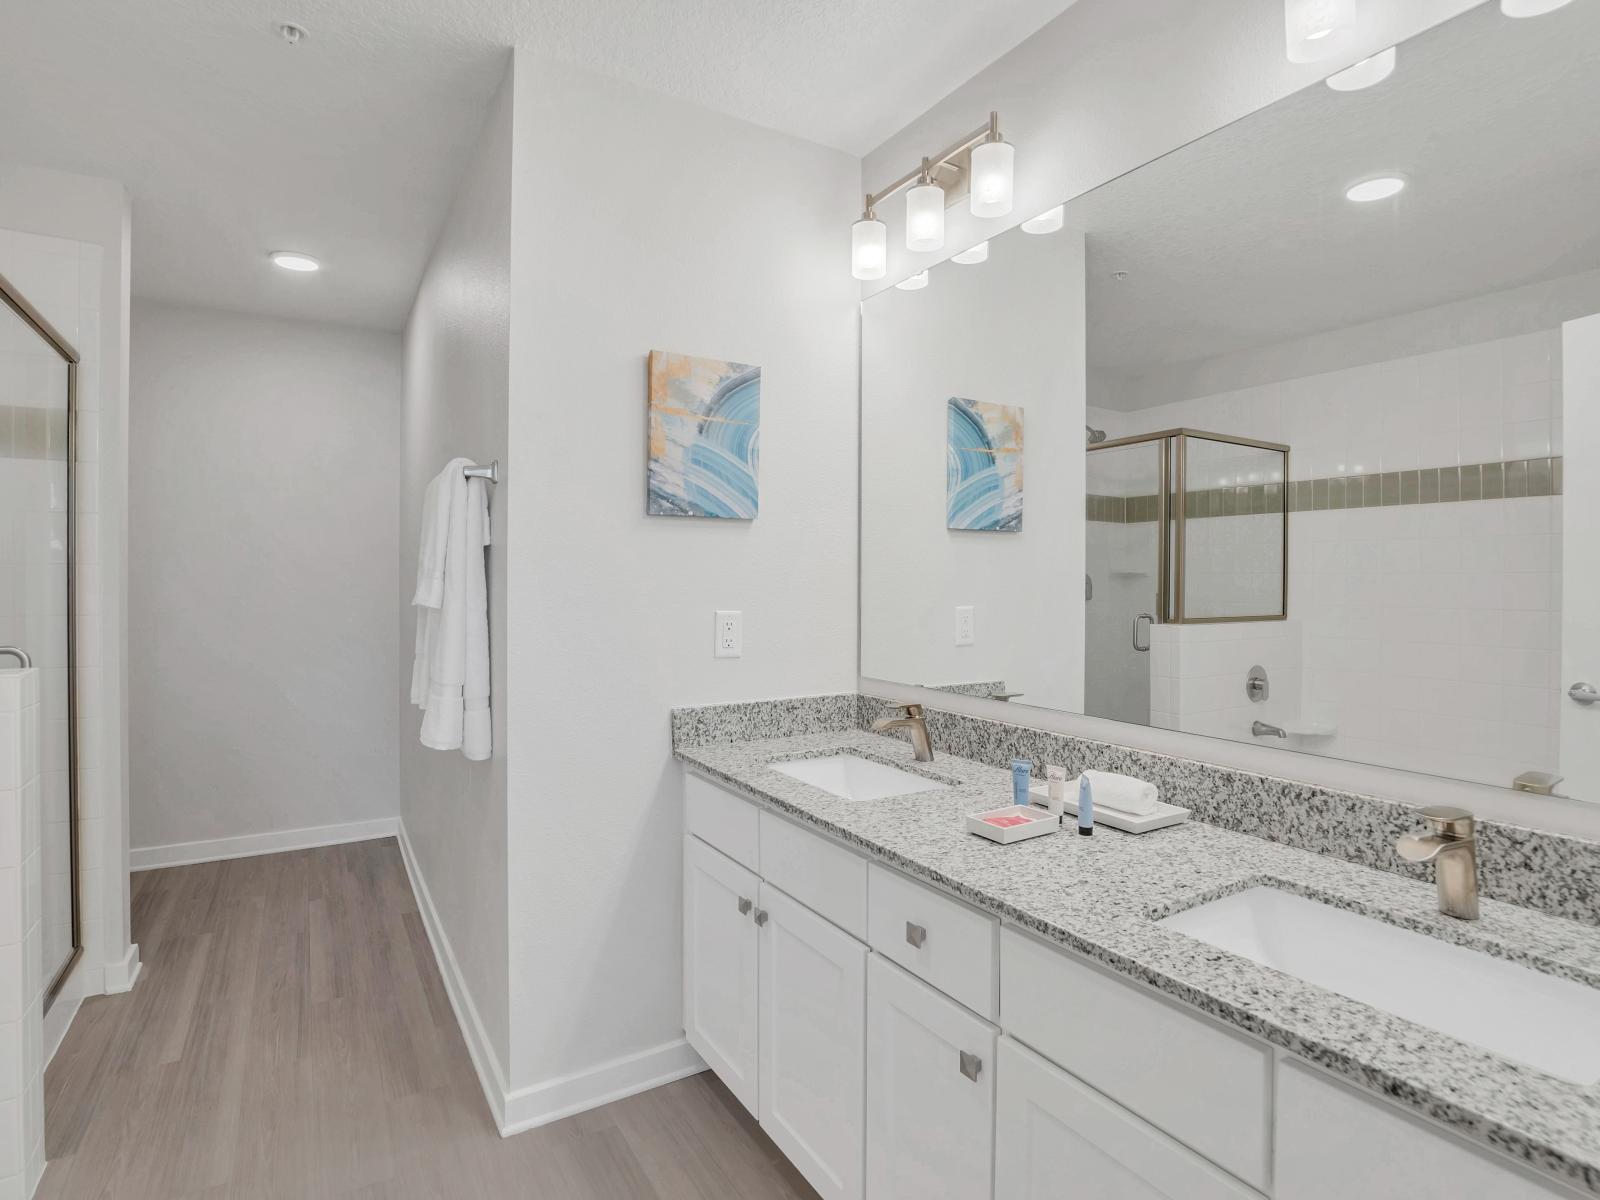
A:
[1160,886,1600,1084]
[770,755,950,802]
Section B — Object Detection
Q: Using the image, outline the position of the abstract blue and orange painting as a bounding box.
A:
[648,350,761,519]
[946,397,1023,532]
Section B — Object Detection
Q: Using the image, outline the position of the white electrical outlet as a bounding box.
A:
[715,610,743,658]
[954,606,975,646]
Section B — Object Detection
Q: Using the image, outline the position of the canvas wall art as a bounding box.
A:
[647,350,761,519]
[946,397,1023,532]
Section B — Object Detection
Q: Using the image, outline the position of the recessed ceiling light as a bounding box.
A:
[895,270,930,291]
[1345,176,1406,203]
[278,22,308,45]
[1327,47,1397,91]
[270,251,320,272]
[1500,0,1573,15]
[951,242,989,265]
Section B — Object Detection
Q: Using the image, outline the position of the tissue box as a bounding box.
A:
[966,805,1061,844]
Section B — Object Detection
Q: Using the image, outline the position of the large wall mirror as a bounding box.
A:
[861,0,1600,802]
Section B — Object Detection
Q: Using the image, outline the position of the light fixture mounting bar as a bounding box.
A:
[863,112,1001,215]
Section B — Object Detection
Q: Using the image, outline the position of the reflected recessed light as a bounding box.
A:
[270,251,320,272]
[1021,205,1064,235]
[894,270,930,291]
[1327,46,1397,91]
[951,241,989,265]
[1345,176,1406,202]
[1501,0,1573,15]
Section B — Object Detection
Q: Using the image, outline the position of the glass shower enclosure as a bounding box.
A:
[0,270,81,1009]
[1084,429,1289,725]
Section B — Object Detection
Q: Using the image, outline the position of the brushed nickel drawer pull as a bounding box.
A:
[737,897,752,915]
[959,1051,982,1081]
[905,922,927,949]
[753,909,769,927]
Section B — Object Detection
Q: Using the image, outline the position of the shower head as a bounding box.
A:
[1086,425,1107,445]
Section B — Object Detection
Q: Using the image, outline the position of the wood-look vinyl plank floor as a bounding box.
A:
[37,839,818,1200]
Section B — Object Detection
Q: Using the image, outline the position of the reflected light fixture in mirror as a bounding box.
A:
[951,241,989,265]
[1021,205,1065,234]
[270,251,320,272]
[1285,0,1357,62]
[1501,0,1573,14]
[1327,46,1397,90]
[852,211,888,280]
[906,164,946,252]
[1345,175,1406,202]
[894,270,930,291]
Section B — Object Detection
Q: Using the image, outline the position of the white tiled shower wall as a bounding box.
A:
[1091,329,1562,788]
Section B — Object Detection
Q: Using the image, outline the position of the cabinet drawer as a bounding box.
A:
[868,864,997,1019]
[685,770,759,872]
[760,811,867,939]
[1000,927,1270,1190]
[996,1037,1258,1200]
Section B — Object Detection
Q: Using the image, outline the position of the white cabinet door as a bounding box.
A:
[1276,1060,1579,1200]
[994,1039,1257,1200]
[866,955,997,1200]
[758,882,866,1200]
[683,835,761,1114]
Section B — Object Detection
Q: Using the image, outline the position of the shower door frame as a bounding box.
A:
[1089,427,1290,625]
[0,269,83,1012]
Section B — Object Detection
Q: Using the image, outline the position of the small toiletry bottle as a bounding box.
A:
[1012,760,1032,808]
[1045,765,1067,820]
[1077,773,1094,836]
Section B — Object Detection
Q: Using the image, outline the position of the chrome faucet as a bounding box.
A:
[870,703,934,762]
[1396,806,1479,921]
[1251,720,1287,739]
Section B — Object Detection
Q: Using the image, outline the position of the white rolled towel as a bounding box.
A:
[1077,770,1160,816]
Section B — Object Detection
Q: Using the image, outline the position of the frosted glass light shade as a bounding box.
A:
[1345,176,1405,202]
[951,241,989,265]
[1501,0,1573,14]
[1021,205,1064,235]
[851,217,887,280]
[895,270,930,291]
[906,182,946,252]
[969,140,1014,218]
[1327,46,1396,91]
[1285,0,1357,62]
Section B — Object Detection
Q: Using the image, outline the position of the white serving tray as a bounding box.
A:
[1028,783,1190,834]
[967,805,1062,844]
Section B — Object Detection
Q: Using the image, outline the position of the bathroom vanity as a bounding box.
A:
[677,725,1599,1200]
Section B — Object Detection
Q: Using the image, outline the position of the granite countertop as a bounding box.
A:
[676,728,1600,1196]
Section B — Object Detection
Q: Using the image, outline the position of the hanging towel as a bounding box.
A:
[412,458,493,760]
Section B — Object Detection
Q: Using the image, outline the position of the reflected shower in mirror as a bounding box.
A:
[860,0,1600,803]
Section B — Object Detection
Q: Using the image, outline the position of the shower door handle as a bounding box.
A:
[1132,613,1153,653]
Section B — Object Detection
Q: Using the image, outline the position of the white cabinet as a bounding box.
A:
[758,882,867,1200]
[994,1038,1258,1200]
[683,835,760,1113]
[1275,1060,1582,1200]
[866,955,997,1200]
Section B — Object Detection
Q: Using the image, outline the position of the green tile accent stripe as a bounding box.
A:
[0,404,69,461]
[1088,455,1564,523]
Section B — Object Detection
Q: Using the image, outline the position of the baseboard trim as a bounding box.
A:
[395,818,512,1132]
[500,1038,706,1137]
[104,943,141,993]
[131,817,400,871]
[43,991,82,1068]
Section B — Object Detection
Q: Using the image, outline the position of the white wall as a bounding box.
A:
[861,225,1084,712]
[127,303,401,855]
[502,52,859,1116]
[399,64,513,1088]
[862,0,1479,289]
[0,163,137,1000]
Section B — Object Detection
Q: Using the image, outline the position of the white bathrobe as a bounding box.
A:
[412,458,492,760]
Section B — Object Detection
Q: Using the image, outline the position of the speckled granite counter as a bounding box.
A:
[676,727,1600,1196]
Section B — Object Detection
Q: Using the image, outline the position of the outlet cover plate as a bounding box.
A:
[955,606,975,646]
[715,610,743,658]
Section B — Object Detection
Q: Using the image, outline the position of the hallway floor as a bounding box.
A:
[38,839,818,1199]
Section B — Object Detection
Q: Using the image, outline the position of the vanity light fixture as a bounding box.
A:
[1501,0,1573,14]
[1021,205,1064,235]
[895,270,930,291]
[951,241,989,265]
[1285,0,1357,63]
[1345,176,1405,202]
[1327,46,1396,91]
[850,112,1013,270]
[270,251,320,272]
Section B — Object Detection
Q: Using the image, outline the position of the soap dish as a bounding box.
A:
[1029,783,1190,834]
[967,805,1061,844]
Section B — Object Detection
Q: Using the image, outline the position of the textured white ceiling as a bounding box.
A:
[1077,0,1600,392]
[0,0,1077,329]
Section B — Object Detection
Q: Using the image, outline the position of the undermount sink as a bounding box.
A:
[770,754,951,802]
[1160,886,1600,1085]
